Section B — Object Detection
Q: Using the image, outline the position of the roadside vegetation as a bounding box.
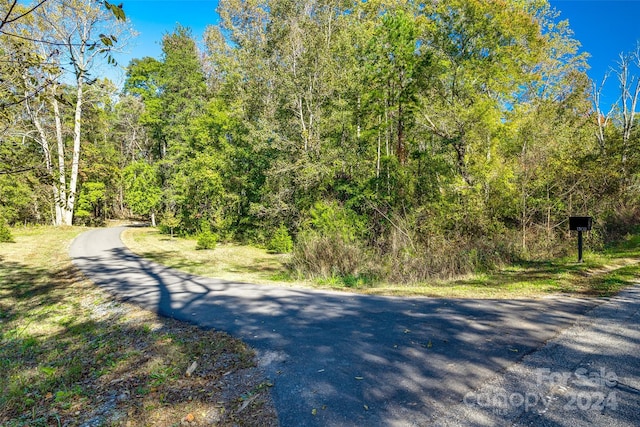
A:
[123,226,640,299]
[3,0,640,292]
[0,226,277,426]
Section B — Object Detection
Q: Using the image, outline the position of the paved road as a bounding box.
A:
[69,227,638,426]
[436,284,640,426]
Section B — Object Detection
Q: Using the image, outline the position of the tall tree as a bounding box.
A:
[15,0,128,225]
[365,6,431,165]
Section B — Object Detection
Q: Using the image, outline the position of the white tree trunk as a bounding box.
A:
[65,78,84,226]
[25,81,64,226]
[50,88,70,226]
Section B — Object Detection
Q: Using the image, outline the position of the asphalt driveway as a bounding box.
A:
[69,227,638,426]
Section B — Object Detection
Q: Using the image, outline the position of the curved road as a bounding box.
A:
[70,227,617,426]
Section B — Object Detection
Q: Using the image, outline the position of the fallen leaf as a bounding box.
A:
[312,408,317,416]
[355,376,364,380]
[185,361,198,377]
[184,413,195,422]
[238,393,260,413]
[364,405,369,410]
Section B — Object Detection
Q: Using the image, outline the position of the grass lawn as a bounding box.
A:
[123,227,640,299]
[0,226,277,426]
[122,227,298,286]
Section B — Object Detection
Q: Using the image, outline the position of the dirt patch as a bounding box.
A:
[78,298,279,427]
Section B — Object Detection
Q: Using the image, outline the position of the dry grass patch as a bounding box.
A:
[0,226,277,426]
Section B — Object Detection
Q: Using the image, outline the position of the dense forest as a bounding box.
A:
[2,0,640,282]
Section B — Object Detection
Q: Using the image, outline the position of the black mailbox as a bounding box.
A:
[569,216,592,263]
[569,216,592,232]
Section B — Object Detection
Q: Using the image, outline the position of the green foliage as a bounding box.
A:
[5,0,640,283]
[75,182,106,226]
[172,152,226,234]
[124,57,163,99]
[0,219,14,243]
[306,201,366,243]
[160,211,181,239]
[196,230,218,251]
[104,1,126,21]
[268,224,293,254]
[0,175,33,225]
[123,161,162,219]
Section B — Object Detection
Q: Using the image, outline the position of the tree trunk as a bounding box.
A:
[453,138,472,185]
[52,88,67,213]
[522,208,526,253]
[376,115,381,179]
[65,74,84,226]
[25,82,64,226]
[397,100,406,165]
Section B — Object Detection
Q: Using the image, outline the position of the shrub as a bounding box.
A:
[0,219,14,243]
[268,224,293,253]
[602,203,640,243]
[379,226,521,282]
[160,211,181,239]
[307,201,365,242]
[291,230,374,279]
[196,231,218,250]
[73,209,92,226]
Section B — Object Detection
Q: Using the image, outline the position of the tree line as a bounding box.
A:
[2,0,639,282]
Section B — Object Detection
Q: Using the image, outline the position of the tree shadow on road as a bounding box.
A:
[70,242,639,426]
[0,255,277,426]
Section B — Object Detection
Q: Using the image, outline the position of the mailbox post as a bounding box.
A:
[569,216,592,263]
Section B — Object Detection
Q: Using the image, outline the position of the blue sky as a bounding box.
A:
[108,1,219,84]
[110,0,640,108]
[550,0,640,108]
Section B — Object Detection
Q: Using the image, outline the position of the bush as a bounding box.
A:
[602,203,640,243]
[196,231,218,250]
[307,201,365,242]
[0,219,14,243]
[73,209,92,226]
[73,209,105,227]
[379,226,521,282]
[291,230,374,279]
[160,211,181,239]
[268,224,293,254]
